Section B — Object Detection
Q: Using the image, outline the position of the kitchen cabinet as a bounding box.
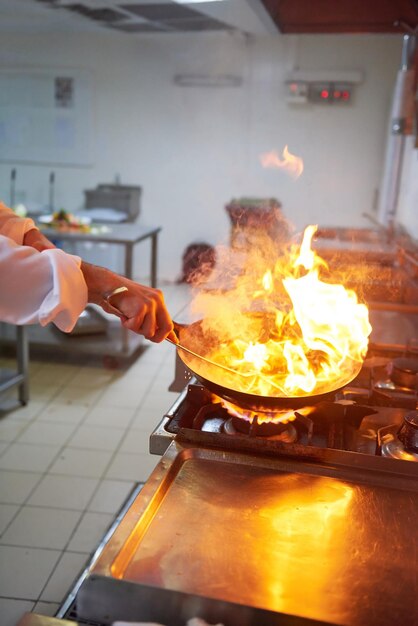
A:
[261,0,418,33]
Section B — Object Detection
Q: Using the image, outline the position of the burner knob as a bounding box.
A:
[398,411,418,453]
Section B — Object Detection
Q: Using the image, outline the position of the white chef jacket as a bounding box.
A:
[0,202,88,332]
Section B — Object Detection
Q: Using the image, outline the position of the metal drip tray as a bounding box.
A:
[77,441,418,626]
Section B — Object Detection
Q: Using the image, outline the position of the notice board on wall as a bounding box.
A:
[0,67,93,166]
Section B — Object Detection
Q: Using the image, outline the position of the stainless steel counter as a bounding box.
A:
[38,222,161,286]
[76,440,418,626]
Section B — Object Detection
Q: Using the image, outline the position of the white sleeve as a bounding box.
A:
[0,201,37,244]
[0,235,88,332]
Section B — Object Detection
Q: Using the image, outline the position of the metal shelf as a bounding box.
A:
[0,325,29,405]
[0,318,144,369]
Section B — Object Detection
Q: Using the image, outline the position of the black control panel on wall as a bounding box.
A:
[309,82,353,103]
[286,81,354,105]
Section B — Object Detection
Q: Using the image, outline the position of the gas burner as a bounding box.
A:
[223,416,298,441]
[219,397,304,434]
[378,410,418,462]
[161,381,416,459]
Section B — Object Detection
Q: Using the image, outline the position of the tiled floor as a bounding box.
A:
[0,283,191,625]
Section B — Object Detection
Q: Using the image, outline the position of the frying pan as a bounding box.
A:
[103,289,361,412]
[170,319,362,412]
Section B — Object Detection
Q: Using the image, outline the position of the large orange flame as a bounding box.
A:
[184,225,372,399]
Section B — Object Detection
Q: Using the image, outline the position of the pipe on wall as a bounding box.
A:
[377,34,417,232]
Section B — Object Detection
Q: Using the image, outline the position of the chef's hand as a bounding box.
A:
[81,261,176,343]
[23,228,56,252]
[104,280,176,343]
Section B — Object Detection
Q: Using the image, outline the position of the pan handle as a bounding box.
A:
[101,286,128,320]
[166,321,255,378]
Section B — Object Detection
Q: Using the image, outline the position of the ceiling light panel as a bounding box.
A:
[26,0,272,35]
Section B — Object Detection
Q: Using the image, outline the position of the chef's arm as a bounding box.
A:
[80,261,175,343]
[20,224,175,343]
[23,227,55,251]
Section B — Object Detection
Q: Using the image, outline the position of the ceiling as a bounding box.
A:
[261,0,418,34]
[1,0,417,37]
[0,0,276,36]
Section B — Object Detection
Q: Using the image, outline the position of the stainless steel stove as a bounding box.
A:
[150,353,418,463]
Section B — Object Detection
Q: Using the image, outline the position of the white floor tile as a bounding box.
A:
[0,443,60,473]
[39,550,89,603]
[36,402,89,425]
[119,429,150,455]
[0,503,19,535]
[68,424,125,452]
[105,377,153,396]
[134,345,168,366]
[0,419,28,443]
[32,601,60,617]
[94,388,143,410]
[112,365,154,381]
[105,452,158,482]
[16,421,76,447]
[30,385,62,403]
[27,475,98,511]
[0,471,42,505]
[138,393,174,414]
[144,388,177,410]
[52,386,104,408]
[31,364,80,387]
[88,479,135,514]
[1,506,82,550]
[84,405,135,429]
[0,598,34,626]
[150,365,177,385]
[69,367,116,389]
[66,511,114,553]
[121,358,159,375]
[48,447,113,478]
[0,401,46,422]
[0,442,8,456]
[0,545,61,599]
[131,408,163,429]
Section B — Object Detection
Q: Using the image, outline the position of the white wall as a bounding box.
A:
[0,30,401,280]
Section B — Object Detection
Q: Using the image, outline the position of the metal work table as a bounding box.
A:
[38,222,161,285]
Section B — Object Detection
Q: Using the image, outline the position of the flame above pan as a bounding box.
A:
[179,225,372,400]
